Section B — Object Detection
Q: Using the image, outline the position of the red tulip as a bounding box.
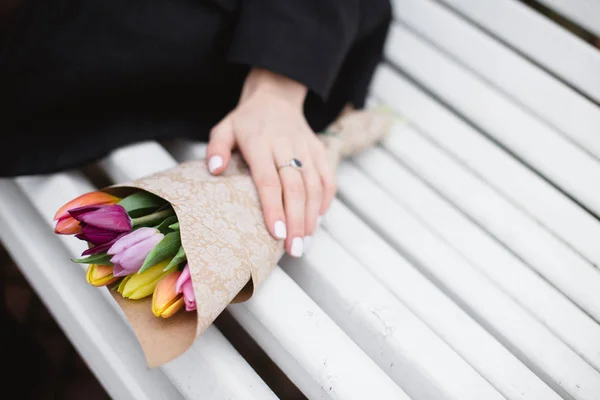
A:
[54,191,120,235]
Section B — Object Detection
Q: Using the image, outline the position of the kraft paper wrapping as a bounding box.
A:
[102,108,393,367]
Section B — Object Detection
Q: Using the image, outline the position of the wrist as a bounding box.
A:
[240,68,308,108]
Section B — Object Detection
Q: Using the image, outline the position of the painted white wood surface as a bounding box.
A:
[162,141,409,399]
[435,0,600,103]
[228,268,410,400]
[377,120,600,324]
[335,163,600,400]
[321,198,560,400]
[281,230,504,400]
[536,0,600,37]
[371,66,600,269]
[354,144,600,372]
[384,23,600,218]
[392,0,600,161]
[12,172,278,400]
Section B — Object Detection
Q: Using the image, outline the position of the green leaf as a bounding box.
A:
[163,246,186,272]
[138,231,181,273]
[72,252,113,266]
[118,191,166,218]
[155,215,179,234]
[109,279,123,291]
[168,222,180,230]
[131,208,175,228]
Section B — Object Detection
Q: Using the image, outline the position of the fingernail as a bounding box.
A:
[303,235,312,251]
[290,237,303,257]
[274,221,287,239]
[317,216,324,226]
[208,155,223,173]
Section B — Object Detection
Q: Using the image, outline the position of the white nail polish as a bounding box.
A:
[208,155,223,173]
[303,235,312,251]
[291,237,304,257]
[274,221,287,239]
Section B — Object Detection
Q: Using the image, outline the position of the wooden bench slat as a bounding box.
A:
[282,230,504,400]
[535,0,600,38]
[144,140,409,399]
[13,173,278,400]
[434,0,600,103]
[335,163,600,400]
[355,144,600,372]
[392,0,600,161]
[384,23,600,218]
[371,67,600,271]
[320,199,560,400]
[0,180,184,400]
[228,268,410,400]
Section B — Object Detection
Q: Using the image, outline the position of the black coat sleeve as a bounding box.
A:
[227,0,360,101]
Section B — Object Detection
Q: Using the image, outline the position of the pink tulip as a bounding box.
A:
[108,228,164,277]
[175,264,196,311]
[181,280,196,311]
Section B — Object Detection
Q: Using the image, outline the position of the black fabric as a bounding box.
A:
[0,0,392,177]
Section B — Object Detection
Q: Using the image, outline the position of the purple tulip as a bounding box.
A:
[108,228,164,277]
[175,264,196,311]
[69,204,131,245]
[81,233,127,256]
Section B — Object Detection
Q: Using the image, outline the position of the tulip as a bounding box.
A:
[108,227,164,277]
[86,264,120,287]
[175,264,196,311]
[80,233,127,257]
[69,204,132,245]
[152,271,185,318]
[118,260,171,300]
[54,191,120,235]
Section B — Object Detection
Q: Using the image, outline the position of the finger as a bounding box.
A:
[276,155,306,257]
[312,142,337,216]
[207,117,235,175]
[239,139,286,241]
[302,156,322,238]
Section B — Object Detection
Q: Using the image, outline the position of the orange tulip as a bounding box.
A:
[54,191,120,235]
[86,264,120,287]
[54,216,83,235]
[152,270,185,318]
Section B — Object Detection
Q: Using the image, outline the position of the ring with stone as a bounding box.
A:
[277,158,303,171]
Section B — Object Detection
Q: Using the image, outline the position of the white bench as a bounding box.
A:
[1,1,599,398]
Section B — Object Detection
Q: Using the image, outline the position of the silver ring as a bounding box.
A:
[277,158,303,171]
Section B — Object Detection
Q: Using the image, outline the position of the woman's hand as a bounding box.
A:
[206,68,336,257]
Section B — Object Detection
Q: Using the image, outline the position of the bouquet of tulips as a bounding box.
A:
[55,190,195,318]
[50,108,393,367]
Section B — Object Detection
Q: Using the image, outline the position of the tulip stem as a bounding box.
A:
[131,208,175,228]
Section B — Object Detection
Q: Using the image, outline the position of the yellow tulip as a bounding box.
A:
[152,271,185,318]
[118,260,171,300]
[86,264,119,287]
